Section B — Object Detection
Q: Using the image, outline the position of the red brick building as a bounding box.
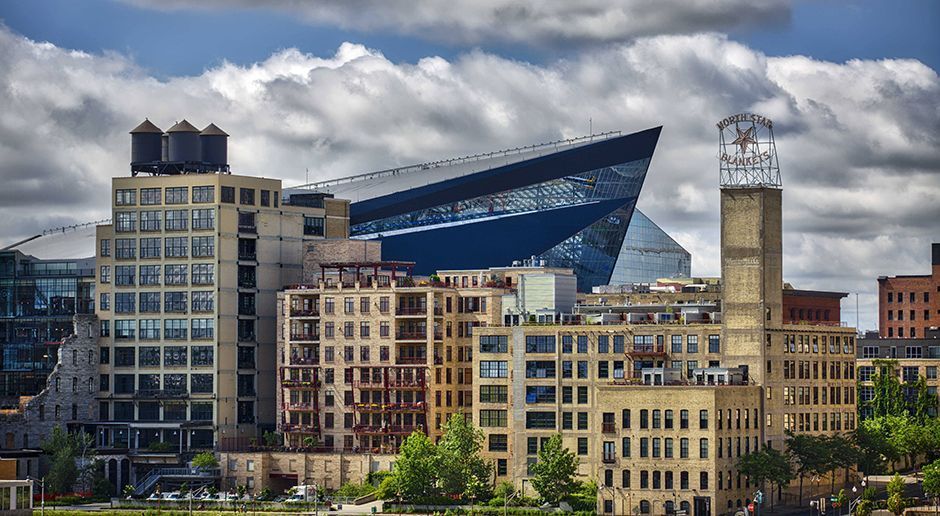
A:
[878,243,940,338]
[782,288,846,325]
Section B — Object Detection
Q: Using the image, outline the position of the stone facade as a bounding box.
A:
[301,240,382,284]
[218,450,395,493]
[0,314,98,450]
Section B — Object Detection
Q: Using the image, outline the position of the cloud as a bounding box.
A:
[120,0,791,47]
[0,25,938,331]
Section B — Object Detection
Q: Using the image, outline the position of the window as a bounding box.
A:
[100,238,111,257]
[115,211,138,234]
[687,335,699,353]
[577,361,588,378]
[115,189,136,206]
[577,411,588,429]
[699,409,708,429]
[480,335,508,353]
[260,189,271,207]
[525,360,556,378]
[115,238,136,259]
[480,361,508,378]
[577,437,588,455]
[165,187,188,204]
[479,409,507,427]
[192,346,214,366]
[139,210,161,231]
[139,237,160,258]
[164,264,188,285]
[164,319,187,340]
[240,188,255,205]
[303,216,325,236]
[525,412,556,429]
[192,185,214,203]
[164,346,187,367]
[100,265,111,283]
[613,335,625,353]
[165,209,188,231]
[192,263,214,285]
[680,438,689,459]
[139,265,160,285]
[221,186,235,203]
[526,386,556,403]
[138,292,160,313]
[489,434,508,452]
[577,335,588,353]
[708,335,720,353]
[139,187,161,205]
[192,236,214,257]
[479,385,508,403]
[640,438,649,457]
[115,347,136,367]
[192,319,214,339]
[525,335,556,353]
[699,438,709,458]
[114,320,135,339]
[192,208,215,230]
[115,292,135,313]
[138,320,160,341]
[700,472,709,490]
[165,237,188,257]
[598,335,609,353]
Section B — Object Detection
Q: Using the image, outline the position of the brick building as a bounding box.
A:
[878,243,940,338]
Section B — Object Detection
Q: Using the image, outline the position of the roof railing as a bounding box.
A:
[292,131,622,191]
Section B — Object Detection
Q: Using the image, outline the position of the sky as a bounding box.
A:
[0,0,938,331]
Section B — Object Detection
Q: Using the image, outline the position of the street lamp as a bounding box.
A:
[26,476,44,516]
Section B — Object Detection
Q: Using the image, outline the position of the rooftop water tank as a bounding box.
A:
[166,119,201,162]
[129,119,163,164]
[200,123,229,166]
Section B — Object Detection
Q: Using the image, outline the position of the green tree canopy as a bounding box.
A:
[737,446,793,510]
[529,434,579,505]
[786,432,830,505]
[437,414,492,500]
[191,451,219,469]
[923,459,940,503]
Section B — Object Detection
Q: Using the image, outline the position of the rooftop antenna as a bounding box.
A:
[306,167,309,185]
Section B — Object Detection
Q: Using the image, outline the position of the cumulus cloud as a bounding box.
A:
[0,25,938,330]
[121,0,791,46]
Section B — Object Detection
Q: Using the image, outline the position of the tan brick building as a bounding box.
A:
[857,329,939,419]
[94,171,349,469]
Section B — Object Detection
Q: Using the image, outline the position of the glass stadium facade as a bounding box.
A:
[292,127,690,291]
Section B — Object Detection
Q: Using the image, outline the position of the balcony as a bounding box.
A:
[238,224,257,234]
[284,403,318,411]
[289,355,319,366]
[628,344,667,357]
[290,308,319,317]
[396,356,427,365]
[135,389,188,399]
[353,424,425,435]
[238,277,256,289]
[290,333,319,342]
[396,307,427,316]
[238,252,257,261]
[281,378,320,388]
[396,330,427,340]
[353,401,426,412]
[281,423,318,434]
[238,332,256,342]
[602,422,617,433]
[387,378,427,389]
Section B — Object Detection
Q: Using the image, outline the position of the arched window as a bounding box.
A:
[72,377,78,392]
[665,501,675,514]
[639,500,651,514]
[680,502,691,514]
[54,405,60,420]
[55,377,60,392]
[88,350,94,364]
[72,349,78,365]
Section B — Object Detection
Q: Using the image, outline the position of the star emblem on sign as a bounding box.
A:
[731,126,757,153]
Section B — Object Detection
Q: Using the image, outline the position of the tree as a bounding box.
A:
[870,360,907,418]
[41,426,92,494]
[191,451,219,469]
[737,446,793,510]
[786,432,828,506]
[886,473,906,516]
[923,459,940,510]
[911,377,937,422]
[437,414,492,501]
[387,431,440,503]
[825,435,860,490]
[529,434,579,505]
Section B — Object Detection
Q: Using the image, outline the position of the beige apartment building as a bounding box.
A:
[94,171,349,465]
[471,184,856,516]
[276,258,517,453]
[857,329,939,419]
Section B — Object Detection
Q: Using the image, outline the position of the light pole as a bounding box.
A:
[27,477,44,516]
